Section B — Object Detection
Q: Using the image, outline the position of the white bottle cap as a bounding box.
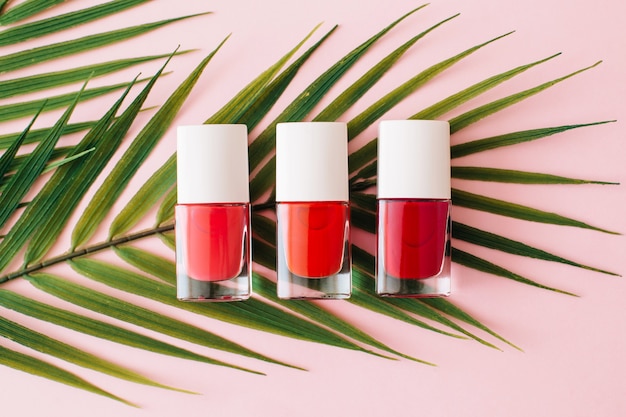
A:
[377,120,451,199]
[177,124,250,204]
[276,122,349,202]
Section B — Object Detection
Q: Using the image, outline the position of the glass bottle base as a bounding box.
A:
[177,275,250,302]
[376,274,450,298]
[276,270,351,300]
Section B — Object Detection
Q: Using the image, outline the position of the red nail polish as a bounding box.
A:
[376,120,451,297]
[276,122,351,299]
[176,125,251,301]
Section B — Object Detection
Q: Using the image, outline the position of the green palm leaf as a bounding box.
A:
[346,30,512,140]
[451,188,617,234]
[452,248,576,295]
[109,25,324,238]
[449,61,602,133]
[0,315,189,392]
[0,78,150,121]
[101,245,397,356]
[71,41,223,249]
[411,53,560,120]
[350,246,510,349]
[451,166,617,185]
[0,81,134,272]
[22,78,139,265]
[452,222,619,276]
[0,87,81,229]
[0,0,63,24]
[0,1,617,407]
[0,122,96,148]
[0,0,150,45]
[0,345,135,407]
[205,25,321,124]
[249,6,448,201]
[450,121,615,158]
[0,109,37,178]
[0,288,259,372]
[252,236,431,362]
[248,4,426,172]
[314,12,460,123]
[250,212,504,350]
[26,272,289,372]
[0,13,205,73]
[237,26,337,130]
[0,52,185,99]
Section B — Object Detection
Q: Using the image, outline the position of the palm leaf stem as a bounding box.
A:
[0,224,174,283]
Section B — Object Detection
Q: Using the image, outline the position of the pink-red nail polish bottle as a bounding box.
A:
[275,122,351,300]
[176,125,251,301]
[376,120,451,297]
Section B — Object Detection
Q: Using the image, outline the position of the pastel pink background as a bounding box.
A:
[1,0,625,416]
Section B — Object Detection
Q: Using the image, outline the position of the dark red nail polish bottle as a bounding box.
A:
[176,125,251,301]
[376,120,451,297]
[275,122,351,300]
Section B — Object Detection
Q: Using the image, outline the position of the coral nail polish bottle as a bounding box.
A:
[275,122,351,300]
[175,125,251,301]
[376,120,451,297]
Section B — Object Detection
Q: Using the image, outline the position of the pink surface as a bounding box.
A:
[1,0,625,416]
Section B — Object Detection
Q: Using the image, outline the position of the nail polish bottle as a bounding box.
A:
[275,122,351,300]
[376,120,451,297]
[175,124,251,301]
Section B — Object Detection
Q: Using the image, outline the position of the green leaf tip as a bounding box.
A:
[451,120,616,158]
[453,221,620,276]
[451,166,620,186]
[0,345,138,407]
[452,248,578,296]
[450,59,605,134]
[452,188,619,235]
